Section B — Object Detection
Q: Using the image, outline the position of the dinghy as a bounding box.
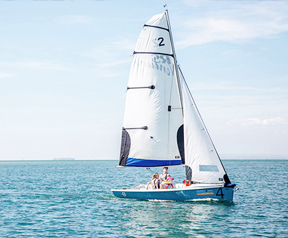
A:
[111,10,236,202]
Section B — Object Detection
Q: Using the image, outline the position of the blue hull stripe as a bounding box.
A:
[126,158,182,167]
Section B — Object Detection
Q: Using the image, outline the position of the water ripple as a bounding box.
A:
[0,160,287,237]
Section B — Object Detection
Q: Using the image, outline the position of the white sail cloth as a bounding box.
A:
[121,12,183,167]
[180,73,225,184]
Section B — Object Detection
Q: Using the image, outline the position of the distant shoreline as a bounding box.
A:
[1,154,288,162]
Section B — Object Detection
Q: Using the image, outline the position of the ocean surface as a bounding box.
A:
[0,160,287,237]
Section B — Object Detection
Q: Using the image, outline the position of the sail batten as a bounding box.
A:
[127,85,155,90]
[144,24,169,31]
[133,52,174,57]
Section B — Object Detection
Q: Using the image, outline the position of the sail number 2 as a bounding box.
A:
[158,37,165,46]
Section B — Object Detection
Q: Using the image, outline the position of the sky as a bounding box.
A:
[0,0,287,160]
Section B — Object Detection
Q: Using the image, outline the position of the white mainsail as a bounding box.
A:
[119,12,183,167]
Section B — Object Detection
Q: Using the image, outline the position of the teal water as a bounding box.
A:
[0,160,287,237]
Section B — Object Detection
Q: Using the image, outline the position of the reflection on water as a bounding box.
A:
[116,198,235,237]
[114,160,288,237]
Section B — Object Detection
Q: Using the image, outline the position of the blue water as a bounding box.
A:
[0,160,287,237]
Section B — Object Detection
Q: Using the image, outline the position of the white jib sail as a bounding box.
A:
[180,70,226,183]
[122,12,183,167]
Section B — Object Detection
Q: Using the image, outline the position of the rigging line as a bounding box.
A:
[146,167,155,175]
[178,66,228,175]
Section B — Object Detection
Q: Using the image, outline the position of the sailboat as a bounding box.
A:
[111,10,236,202]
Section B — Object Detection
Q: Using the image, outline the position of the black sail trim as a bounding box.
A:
[123,126,148,130]
[119,129,131,166]
[185,165,192,181]
[177,125,185,164]
[223,174,231,184]
[127,85,155,90]
[144,24,169,32]
[133,51,174,57]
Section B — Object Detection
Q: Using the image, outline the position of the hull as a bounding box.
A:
[112,184,236,202]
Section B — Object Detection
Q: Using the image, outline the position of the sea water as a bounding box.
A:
[0,160,287,237]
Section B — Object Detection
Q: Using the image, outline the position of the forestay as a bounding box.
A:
[119,12,183,167]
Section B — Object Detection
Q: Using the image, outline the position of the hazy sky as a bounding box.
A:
[0,0,287,160]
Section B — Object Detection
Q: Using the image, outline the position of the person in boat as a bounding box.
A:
[146,173,160,190]
[160,167,171,189]
[164,176,174,189]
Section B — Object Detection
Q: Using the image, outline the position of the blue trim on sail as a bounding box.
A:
[126,158,182,167]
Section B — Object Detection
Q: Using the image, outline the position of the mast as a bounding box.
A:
[165,10,184,115]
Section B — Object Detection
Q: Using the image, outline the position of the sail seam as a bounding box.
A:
[144,24,169,32]
[133,51,174,57]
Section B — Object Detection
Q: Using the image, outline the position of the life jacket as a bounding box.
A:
[153,179,160,189]
[162,173,169,180]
